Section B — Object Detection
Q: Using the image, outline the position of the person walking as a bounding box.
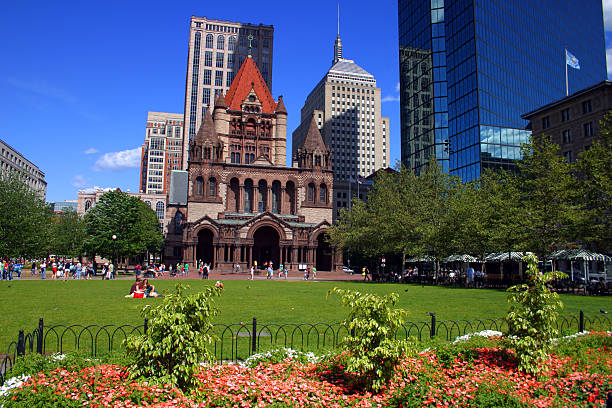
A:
[7,261,14,281]
[40,261,46,279]
[250,265,255,280]
[51,261,58,280]
[184,262,189,277]
[0,261,5,280]
[312,266,317,280]
[108,262,115,280]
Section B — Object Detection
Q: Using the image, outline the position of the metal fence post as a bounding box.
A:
[430,313,436,338]
[36,318,43,354]
[144,318,149,334]
[251,317,257,354]
[579,310,584,333]
[17,330,25,357]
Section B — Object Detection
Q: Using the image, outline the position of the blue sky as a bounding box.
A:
[0,1,610,202]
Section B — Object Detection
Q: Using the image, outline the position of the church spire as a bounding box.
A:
[333,2,343,64]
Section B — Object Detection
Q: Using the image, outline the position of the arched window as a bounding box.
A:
[217,35,225,49]
[258,180,267,212]
[315,155,321,166]
[228,36,236,51]
[155,202,165,220]
[307,183,315,202]
[209,177,217,197]
[205,34,213,48]
[144,200,152,208]
[244,179,253,213]
[271,181,281,214]
[85,200,91,212]
[195,177,203,196]
[319,184,327,203]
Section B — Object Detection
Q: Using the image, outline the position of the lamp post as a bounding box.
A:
[111,234,117,270]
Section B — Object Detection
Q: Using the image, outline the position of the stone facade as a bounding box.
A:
[165,56,341,272]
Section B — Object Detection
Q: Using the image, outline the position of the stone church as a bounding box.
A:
[165,55,341,272]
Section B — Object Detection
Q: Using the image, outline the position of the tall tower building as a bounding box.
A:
[140,112,184,194]
[398,0,607,181]
[183,16,274,169]
[293,30,390,219]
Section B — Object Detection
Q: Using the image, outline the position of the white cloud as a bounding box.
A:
[71,175,88,188]
[604,0,612,30]
[395,81,400,92]
[94,147,142,171]
[84,147,99,155]
[607,47,612,78]
[79,186,114,194]
[382,95,400,103]
[6,78,76,104]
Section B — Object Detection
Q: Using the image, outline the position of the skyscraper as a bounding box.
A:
[293,29,390,218]
[139,112,184,194]
[183,16,274,169]
[398,0,607,181]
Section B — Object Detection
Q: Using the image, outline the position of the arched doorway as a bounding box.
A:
[316,233,332,272]
[196,229,215,266]
[253,226,280,268]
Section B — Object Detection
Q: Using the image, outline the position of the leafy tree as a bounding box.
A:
[516,135,584,257]
[0,171,52,259]
[83,190,162,263]
[574,112,612,253]
[51,210,86,258]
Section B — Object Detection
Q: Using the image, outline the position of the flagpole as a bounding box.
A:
[565,48,569,96]
[348,176,352,216]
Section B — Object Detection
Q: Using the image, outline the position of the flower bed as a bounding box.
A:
[2,332,610,407]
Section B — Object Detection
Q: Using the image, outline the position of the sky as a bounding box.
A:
[0,1,611,203]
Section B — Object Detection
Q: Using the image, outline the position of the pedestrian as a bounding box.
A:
[7,261,14,281]
[284,265,288,280]
[52,261,58,280]
[202,263,209,279]
[40,261,46,279]
[76,262,82,280]
[278,263,283,279]
[312,266,317,279]
[108,262,115,280]
[184,262,189,277]
[0,260,5,280]
[250,265,254,280]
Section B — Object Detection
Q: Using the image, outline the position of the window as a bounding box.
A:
[203,69,212,85]
[541,116,550,129]
[195,177,203,195]
[217,35,225,49]
[209,177,217,196]
[561,108,570,122]
[563,151,573,163]
[215,71,223,86]
[216,52,224,68]
[155,202,165,220]
[85,200,91,212]
[263,39,269,49]
[228,36,236,51]
[582,100,592,114]
[204,51,213,66]
[227,53,235,69]
[307,183,315,201]
[205,34,213,48]
[584,122,594,137]
[562,129,571,144]
[230,152,241,163]
[226,71,235,87]
[202,88,210,105]
[319,184,327,203]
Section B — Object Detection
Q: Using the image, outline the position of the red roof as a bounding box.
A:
[225,56,277,114]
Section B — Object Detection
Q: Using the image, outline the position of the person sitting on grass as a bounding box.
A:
[142,279,162,297]
[129,277,144,295]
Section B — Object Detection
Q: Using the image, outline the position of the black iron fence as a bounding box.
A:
[1,312,609,385]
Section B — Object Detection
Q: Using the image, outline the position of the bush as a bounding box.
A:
[125,284,222,389]
[505,254,567,374]
[327,288,414,392]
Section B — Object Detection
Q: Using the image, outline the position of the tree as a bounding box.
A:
[51,209,86,258]
[516,135,583,257]
[0,171,52,259]
[83,190,162,263]
[574,112,612,253]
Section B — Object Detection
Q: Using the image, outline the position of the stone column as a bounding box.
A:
[280,187,286,214]
[238,185,244,213]
[266,186,272,212]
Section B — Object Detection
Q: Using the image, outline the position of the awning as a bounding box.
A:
[406,255,436,262]
[442,254,479,263]
[484,252,527,262]
[547,249,611,262]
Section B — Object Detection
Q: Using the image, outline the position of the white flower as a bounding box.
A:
[453,330,503,344]
[0,375,30,397]
[51,353,66,361]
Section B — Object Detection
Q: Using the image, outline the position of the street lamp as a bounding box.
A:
[111,234,117,270]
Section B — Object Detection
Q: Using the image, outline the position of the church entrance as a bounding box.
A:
[196,229,215,266]
[316,233,332,272]
[253,226,280,269]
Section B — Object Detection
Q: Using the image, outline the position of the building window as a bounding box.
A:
[582,100,592,114]
[226,71,235,87]
[561,108,570,122]
[209,177,217,197]
[204,51,213,67]
[319,184,327,203]
[205,34,213,48]
[307,183,315,201]
[562,129,571,144]
[230,152,241,163]
[541,116,550,129]
[202,88,210,105]
[215,71,223,86]
[216,52,224,68]
[85,200,91,212]
[203,69,212,85]
[584,122,594,137]
[217,35,225,50]
[195,177,203,195]
[563,151,573,163]
[155,202,165,220]
[227,53,235,69]
[228,36,236,51]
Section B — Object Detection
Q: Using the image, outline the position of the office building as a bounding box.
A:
[292,31,390,218]
[163,55,341,272]
[0,138,47,199]
[50,200,78,213]
[522,80,612,163]
[183,16,274,169]
[398,0,607,181]
[139,112,184,194]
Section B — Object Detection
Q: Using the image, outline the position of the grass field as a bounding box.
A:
[1,278,610,351]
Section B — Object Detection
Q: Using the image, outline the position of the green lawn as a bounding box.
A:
[1,279,610,354]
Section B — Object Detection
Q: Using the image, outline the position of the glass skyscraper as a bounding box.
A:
[398,0,606,181]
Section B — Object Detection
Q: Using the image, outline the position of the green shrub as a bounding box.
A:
[505,254,567,374]
[1,387,83,408]
[468,382,527,407]
[125,284,222,389]
[327,288,414,392]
